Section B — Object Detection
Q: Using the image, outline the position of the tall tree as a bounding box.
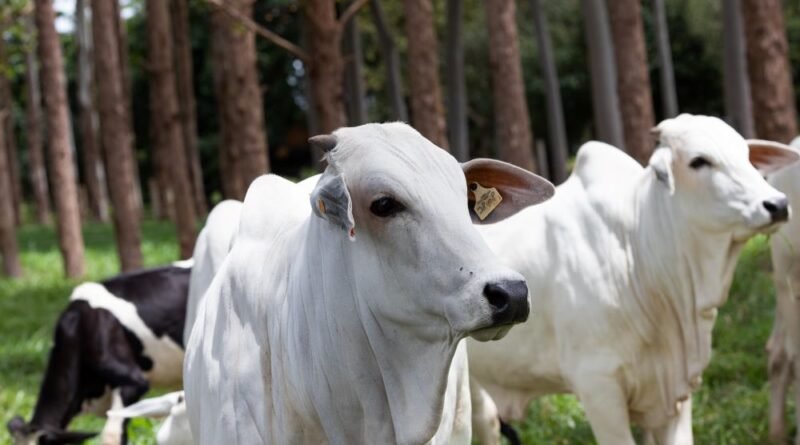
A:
[722,0,754,138]
[0,32,22,225]
[34,0,86,278]
[652,0,678,118]
[343,13,367,125]
[369,0,407,122]
[607,0,656,164]
[171,0,207,216]
[304,0,346,134]
[24,16,51,225]
[92,0,143,271]
[76,0,110,223]
[530,0,568,183]
[146,0,197,258]
[582,0,625,149]
[0,111,21,277]
[210,0,269,200]
[742,0,797,143]
[484,0,536,171]
[446,0,468,161]
[403,0,448,149]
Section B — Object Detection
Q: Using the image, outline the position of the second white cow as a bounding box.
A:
[468,114,798,445]
[184,122,554,444]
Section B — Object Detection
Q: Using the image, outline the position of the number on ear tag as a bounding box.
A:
[471,182,503,221]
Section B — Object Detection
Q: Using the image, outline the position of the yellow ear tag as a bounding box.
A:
[471,182,502,221]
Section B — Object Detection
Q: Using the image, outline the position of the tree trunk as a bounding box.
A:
[210,9,239,199]
[582,0,625,149]
[0,112,21,277]
[530,0,568,184]
[742,0,797,143]
[76,0,110,223]
[607,0,656,164]
[92,0,143,271]
[722,0,754,138]
[0,34,23,226]
[403,0,448,149]
[446,0,469,161]
[147,0,197,258]
[484,0,536,171]
[34,0,86,278]
[24,16,52,225]
[343,14,367,126]
[369,0,407,122]
[210,0,269,200]
[304,0,347,137]
[652,0,678,118]
[171,0,207,216]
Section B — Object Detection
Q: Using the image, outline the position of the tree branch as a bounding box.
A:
[205,0,309,62]
[339,0,369,27]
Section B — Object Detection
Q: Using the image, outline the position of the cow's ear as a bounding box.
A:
[747,139,800,175]
[310,169,355,240]
[461,159,554,224]
[41,429,98,444]
[649,147,674,194]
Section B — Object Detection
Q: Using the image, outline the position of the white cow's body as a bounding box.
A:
[469,115,797,445]
[184,123,552,444]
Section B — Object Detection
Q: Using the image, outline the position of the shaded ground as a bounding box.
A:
[0,223,787,444]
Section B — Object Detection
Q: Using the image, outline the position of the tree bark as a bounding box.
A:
[24,16,52,225]
[0,34,23,225]
[304,0,347,135]
[403,0,448,149]
[652,0,678,118]
[582,0,625,149]
[92,0,143,271]
[369,0,407,122]
[742,0,797,143]
[210,0,269,200]
[34,0,86,278]
[343,14,367,125]
[0,112,21,277]
[76,0,110,223]
[530,0,568,184]
[484,0,536,171]
[171,0,207,216]
[147,0,197,258]
[722,0,754,138]
[607,0,656,164]
[446,0,469,161]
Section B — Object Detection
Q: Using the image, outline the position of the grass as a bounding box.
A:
[0,222,788,444]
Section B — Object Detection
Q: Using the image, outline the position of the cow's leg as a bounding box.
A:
[470,377,501,445]
[767,323,791,444]
[574,376,636,445]
[646,396,693,445]
[100,389,125,445]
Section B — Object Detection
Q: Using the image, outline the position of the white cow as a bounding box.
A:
[184,122,554,444]
[468,114,798,445]
[108,391,191,445]
[765,136,800,444]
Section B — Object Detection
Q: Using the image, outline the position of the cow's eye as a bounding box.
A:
[370,197,405,217]
[689,156,711,169]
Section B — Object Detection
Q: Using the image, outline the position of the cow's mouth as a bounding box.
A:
[470,324,513,342]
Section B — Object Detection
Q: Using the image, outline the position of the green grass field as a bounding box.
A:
[0,221,790,444]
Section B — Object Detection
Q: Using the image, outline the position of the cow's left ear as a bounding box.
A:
[747,139,800,175]
[308,135,356,240]
[462,159,555,224]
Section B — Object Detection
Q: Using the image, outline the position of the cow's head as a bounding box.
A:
[650,114,798,241]
[308,123,554,341]
[7,416,96,445]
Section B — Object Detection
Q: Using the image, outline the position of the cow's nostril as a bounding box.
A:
[763,197,790,223]
[484,280,530,325]
[484,283,509,311]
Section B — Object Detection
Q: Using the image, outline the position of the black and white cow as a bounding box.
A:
[7,262,191,445]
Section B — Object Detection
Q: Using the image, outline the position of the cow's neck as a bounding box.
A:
[628,173,743,417]
[289,220,461,445]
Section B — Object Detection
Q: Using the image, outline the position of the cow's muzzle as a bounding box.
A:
[763,197,790,223]
[485,280,530,325]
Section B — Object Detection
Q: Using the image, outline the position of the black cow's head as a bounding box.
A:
[7,416,96,445]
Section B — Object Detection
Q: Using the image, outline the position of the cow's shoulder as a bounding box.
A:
[572,141,644,192]
[238,174,311,243]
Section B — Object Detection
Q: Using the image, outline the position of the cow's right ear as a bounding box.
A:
[308,134,355,240]
[462,159,555,224]
[649,147,674,194]
[747,139,800,175]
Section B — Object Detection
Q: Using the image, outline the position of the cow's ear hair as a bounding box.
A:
[41,429,98,444]
[310,169,356,240]
[461,159,555,224]
[747,139,800,175]
[649,147,674,194]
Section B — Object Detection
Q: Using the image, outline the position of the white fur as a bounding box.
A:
[108,391,192,445]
